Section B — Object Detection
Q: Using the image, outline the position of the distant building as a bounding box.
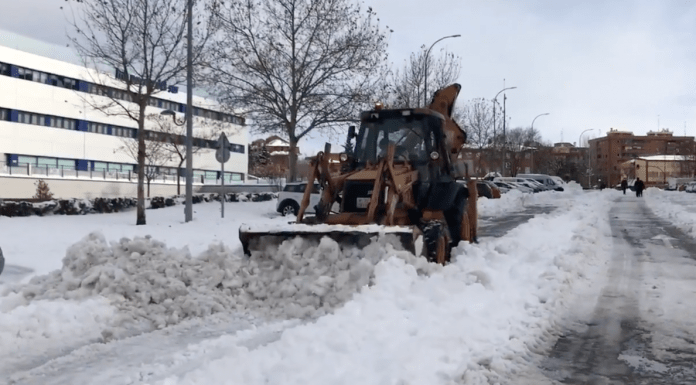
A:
[589,128,696,187]
[620,155,694,187]
[249,136,300,173]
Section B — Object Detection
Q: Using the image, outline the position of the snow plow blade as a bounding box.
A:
[239,223,417,256]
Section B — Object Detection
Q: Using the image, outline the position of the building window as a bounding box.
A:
[17,156,37,165]
[0,62,9,76]
[93,162,107,171]
[57,159,75,170]
[38,157,57,167]
[0,108,7,121]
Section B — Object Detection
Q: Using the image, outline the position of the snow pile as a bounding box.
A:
[643,189,696,237]
[2,232,436,340]
[0,297,115,374]
[160,192,617,385]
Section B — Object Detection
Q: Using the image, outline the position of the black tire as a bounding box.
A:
[279,201,299,216]
[422,221,451,264]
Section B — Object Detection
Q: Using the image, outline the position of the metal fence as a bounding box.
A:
[0,161,225,185]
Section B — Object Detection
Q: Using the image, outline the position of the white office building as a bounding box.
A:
[0,44,248,199]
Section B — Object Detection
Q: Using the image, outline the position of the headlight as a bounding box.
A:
[430,151,440,160]
[339,153,349,162]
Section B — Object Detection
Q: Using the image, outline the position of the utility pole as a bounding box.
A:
[502,94,507,176]
[492,86,516,176]
[184,0,194,222]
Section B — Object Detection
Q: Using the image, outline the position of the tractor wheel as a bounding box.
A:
[422,221,451,264]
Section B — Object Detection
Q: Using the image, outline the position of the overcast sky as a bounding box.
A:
[2,0,696,154]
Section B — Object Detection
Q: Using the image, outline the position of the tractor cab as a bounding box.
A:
[352,109,449,169]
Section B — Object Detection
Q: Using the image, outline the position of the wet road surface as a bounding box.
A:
[0,264,34,285]
[542,196,696,384]
[479,205,556,238]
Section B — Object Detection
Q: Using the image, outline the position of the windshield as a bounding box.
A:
[354,112,441,164]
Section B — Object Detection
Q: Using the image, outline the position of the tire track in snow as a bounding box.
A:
[541,196,696,384]
[6,314,300,385]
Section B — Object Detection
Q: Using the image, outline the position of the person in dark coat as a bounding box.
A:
[635,178,645,197]
[620,179,628,195]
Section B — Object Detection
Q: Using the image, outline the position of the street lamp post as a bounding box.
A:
[530,113,550,172]
[160,0,194,222]
[529,113,549,173]
[579,128,594,189]
[184,0,193,222]
[492,86,516,176]
[531,113,549,132]
[423,34,461,106]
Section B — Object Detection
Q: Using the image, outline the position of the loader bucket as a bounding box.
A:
[239,223,417,257]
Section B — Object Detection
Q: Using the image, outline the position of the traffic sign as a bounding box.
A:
[215,132,231,163]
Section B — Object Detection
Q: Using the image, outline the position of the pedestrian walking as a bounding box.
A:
[635,178,645,197]
[621,179,628,195]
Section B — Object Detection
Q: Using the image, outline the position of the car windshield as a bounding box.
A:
[354,112,441,164]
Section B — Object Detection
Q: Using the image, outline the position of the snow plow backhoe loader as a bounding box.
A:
[240,84,477,264]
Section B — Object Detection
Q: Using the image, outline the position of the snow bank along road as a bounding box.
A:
[1,187,695,384]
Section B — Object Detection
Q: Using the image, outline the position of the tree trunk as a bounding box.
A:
[136,103,147,225]
[177,158,185,196]
[289,139,298,182]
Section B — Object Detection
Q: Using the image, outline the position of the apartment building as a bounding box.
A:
[589,128,696,187]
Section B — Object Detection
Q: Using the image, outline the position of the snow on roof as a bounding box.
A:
[639,155,689,161]
[267,138,289,146]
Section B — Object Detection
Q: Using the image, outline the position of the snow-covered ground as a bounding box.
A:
[1,186,692,384]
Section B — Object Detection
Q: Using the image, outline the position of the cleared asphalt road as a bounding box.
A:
[542,195,696,384]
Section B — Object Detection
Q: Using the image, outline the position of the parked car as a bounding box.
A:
[686,182,696,193]
[550,176,566,190]
[517,174,565,191]
[493,177,538,193]
[502,181,534,193]
[276,182,321,216]
[492,181,512,194]
[480,180,502,198]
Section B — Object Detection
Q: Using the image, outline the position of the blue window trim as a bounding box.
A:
[0,61,245,126]
[2,105,245,153]
[76,159,89,171]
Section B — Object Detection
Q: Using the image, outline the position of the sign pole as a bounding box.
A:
[215,132,231,220]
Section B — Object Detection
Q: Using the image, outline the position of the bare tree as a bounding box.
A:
[206,0,389,181]
[386,48,461,108]
[457,98,496,175]
[149,114,218,195]
[65,0,218,225]
[505,127,542,176]
[115,126,173,198]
